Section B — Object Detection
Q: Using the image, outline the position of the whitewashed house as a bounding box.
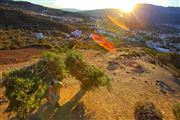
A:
[35,33,45,39]
[146,40,170,52]
[71,30,82,37]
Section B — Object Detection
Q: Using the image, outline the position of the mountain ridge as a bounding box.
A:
[0,0,82,17]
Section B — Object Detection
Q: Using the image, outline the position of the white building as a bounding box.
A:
[146,40,170,52]
[71,30,82,37]
[35,33,45,39]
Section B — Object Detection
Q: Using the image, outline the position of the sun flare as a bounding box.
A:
[118,1,136,12]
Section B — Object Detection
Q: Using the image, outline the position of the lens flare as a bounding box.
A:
[91,33,116,52]
[107,15,129,31]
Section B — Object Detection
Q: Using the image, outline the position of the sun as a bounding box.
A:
[118,1,136,12]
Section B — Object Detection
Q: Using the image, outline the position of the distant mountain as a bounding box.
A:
[126,4,180,30]
[80,8,123,17]
[81,4,180,33]
[61,8,82,12]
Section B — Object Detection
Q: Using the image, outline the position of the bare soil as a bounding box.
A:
[0,48,47,65]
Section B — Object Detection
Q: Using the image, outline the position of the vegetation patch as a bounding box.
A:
[65,50,111,91]
[3,52,67,118]
[3,61,49,118]
[142,47,180,70]
[3,50,111,118]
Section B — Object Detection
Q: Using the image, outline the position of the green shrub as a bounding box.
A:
[134,102,163,120]
[43,52,68,81]
[4,61,49,118]
[4,55,68,118]
[173,103,180,120]
[81,65,111,91]
[65,50,111,91]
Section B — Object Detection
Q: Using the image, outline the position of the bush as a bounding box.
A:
[81,65,111,91]
[43,52,68,81]
[4,53,68,118]
[4,61,49,118]
[65,50,111,91]
[173,103,180,120]
[134,102,163,120]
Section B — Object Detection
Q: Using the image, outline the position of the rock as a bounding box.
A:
[132,65,145,74]
[144,81,148,83]
[107,61,119,71]
[156,80,175,94]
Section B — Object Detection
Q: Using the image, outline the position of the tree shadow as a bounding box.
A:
[37,89,87,120]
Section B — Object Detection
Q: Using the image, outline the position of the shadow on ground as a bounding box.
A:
[37,89,88,120]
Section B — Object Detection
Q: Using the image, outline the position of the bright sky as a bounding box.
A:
[15,0,180,10]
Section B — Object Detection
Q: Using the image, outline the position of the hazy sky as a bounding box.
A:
[15,0,180,10]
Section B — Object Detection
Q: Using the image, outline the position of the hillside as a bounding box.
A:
[0,1,81,17]
[129,4,180,25]
[0,7,73,32]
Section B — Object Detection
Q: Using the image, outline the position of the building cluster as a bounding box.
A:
[28,11,84,24]
[124,30,180,54]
